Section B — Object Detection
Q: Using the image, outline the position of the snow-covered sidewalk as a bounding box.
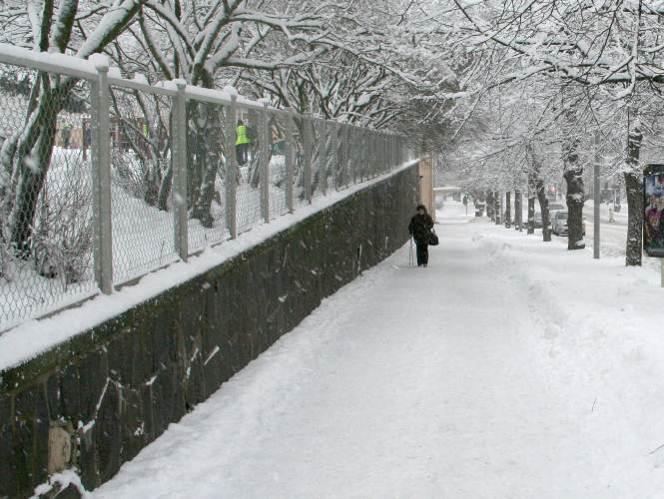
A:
[93,202,664,499]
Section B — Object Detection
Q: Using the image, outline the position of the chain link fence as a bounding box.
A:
[269,111,290,218]
[108,84,180,283]
[0,64,96,330]
[0,47,411,333]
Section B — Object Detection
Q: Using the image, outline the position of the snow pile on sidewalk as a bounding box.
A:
[90,201,664,499]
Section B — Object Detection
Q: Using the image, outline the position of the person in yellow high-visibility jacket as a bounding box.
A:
[236,119,251,165]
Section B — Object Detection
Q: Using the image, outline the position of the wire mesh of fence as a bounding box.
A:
[0,65,97,330]
[269,112,291,218]
[235,106,263,235]
[185,99,230,253]
[108,84,180,284]
[0,47,410,333]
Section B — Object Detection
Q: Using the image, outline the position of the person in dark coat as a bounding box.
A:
[408,204,434,267]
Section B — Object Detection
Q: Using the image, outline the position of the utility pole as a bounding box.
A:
[593,130,600,259]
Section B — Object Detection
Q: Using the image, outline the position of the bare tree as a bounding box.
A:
[0,1,145,257]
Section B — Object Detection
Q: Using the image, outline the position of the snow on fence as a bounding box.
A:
[0,45,410,333]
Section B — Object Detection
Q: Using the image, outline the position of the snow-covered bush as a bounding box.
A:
[31,149,92,285]
[112,149,152,200]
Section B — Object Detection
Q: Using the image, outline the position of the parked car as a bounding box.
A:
[533,202,565,228]
[548,202,565,214]
[551,211,568,235]
[475,202,485,217]
[551,210,586,236]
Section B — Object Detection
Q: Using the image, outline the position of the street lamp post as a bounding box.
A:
[594,130,600,259]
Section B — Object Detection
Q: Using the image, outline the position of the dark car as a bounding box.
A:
[475,202,485,217]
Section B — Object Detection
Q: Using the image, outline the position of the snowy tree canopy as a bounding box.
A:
[3,0,664,262]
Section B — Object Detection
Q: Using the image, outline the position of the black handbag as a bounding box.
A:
[429,230,439,246]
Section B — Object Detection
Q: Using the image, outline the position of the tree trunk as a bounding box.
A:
[515,190,522,231]
[505,191,511,228]
[562,117,585,250]
[526,144,539,235]
[245,108,265,189]
[624,125,643,266]
[536,178,551,242]
[187,128,203,210]
[564,165,585,250]
[9,131,55,255]
[494,192,501,225]
[527,195,535,234]
[3,77,74,256]
[192,163,219,227]
[157,162,173,211]
[624,172,643,265]
[187,101,225,228]
[486,191,495,221]
[143,164,160,207]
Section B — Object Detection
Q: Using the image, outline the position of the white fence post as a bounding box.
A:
[593,129,600,260]
[331,122,339,190]
[339,123,345,186]
[360,129,367,181]
[351,126,359,184]
[369,131,375,174]
[90,55,113,295]
[173,79,188,260]
[225,95,238,239]
[260,103,270,222]
[285,109,295,213]
[303,113,313,203]
[344,126,350,184]
[318,119,328,195]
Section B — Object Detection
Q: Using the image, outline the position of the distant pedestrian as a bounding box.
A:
[408,204,434,267]
[235,119,250,165]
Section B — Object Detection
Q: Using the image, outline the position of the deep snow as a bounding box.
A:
[88,201,664,499]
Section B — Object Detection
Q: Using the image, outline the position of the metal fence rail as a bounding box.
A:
[0,45,411,332]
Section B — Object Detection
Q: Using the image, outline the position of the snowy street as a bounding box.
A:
[94,202,664,499]
[583,201,629,258]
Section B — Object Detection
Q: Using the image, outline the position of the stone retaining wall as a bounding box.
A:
[0,164,419,498]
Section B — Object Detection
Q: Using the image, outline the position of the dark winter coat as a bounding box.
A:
[409,213,434,245]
